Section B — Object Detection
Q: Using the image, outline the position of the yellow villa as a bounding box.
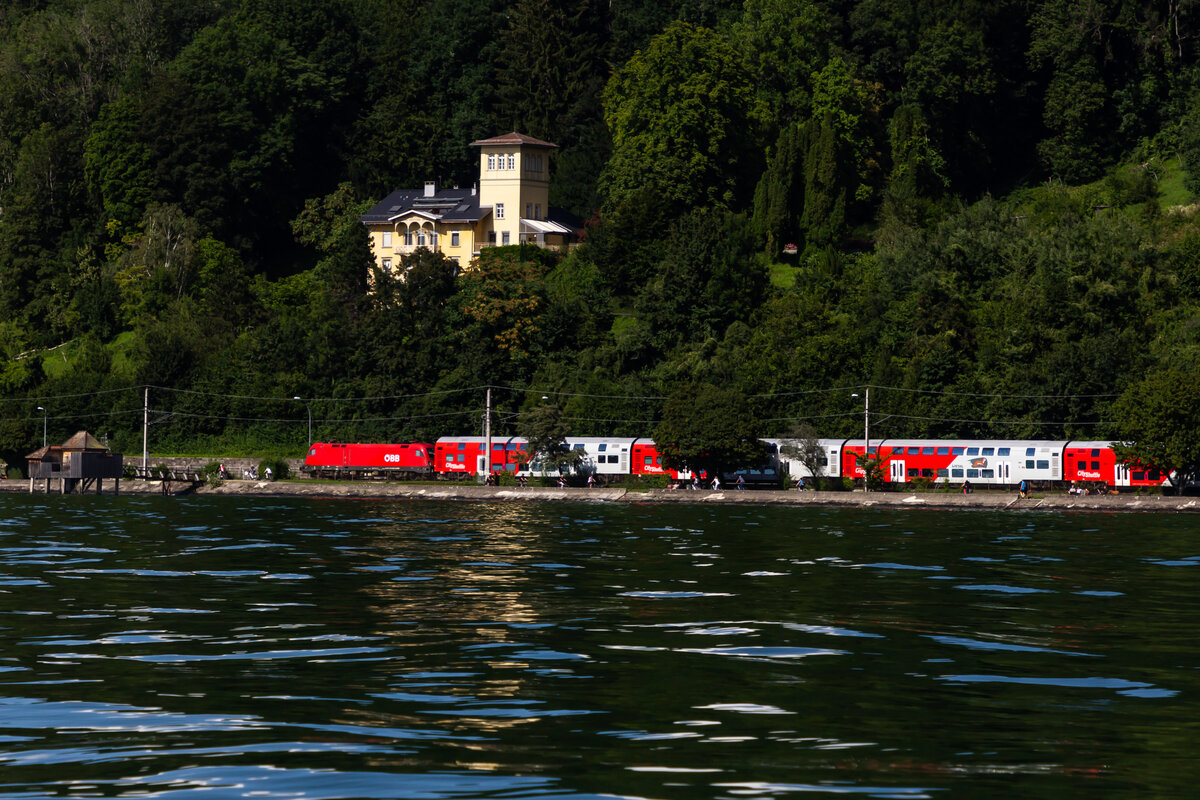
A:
[361,132,578,272]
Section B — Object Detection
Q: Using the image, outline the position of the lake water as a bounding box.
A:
[0,494,1196,799]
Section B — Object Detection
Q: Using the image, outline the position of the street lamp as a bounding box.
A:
[293,397,312,446]
[36,406,46,448]
[851,389,870,490]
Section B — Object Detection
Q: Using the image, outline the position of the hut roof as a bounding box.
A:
[61,431,108,452]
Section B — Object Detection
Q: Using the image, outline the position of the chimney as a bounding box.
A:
[424,181,436,197]
[471,183,477,197]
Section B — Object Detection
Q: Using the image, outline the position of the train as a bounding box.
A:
[302,435,1171,490]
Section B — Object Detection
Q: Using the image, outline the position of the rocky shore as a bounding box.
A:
[4,476,1197,512]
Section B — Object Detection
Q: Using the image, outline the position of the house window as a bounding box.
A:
[534,203,541,218]
[430,232,438,247]
[382,231,392,248]
[502,231,510,245]
[507,153,515,170]
[451,231,460,247]
[488,231,496,243]
[381,258,391,270]
[404,231,413,246]
[417,231,426,246]
[495,203,504,219]
[488,154,495,170]
[526,203,532,218]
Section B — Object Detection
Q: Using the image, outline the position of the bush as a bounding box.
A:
[202,461,224,487]
[257,458,290,480]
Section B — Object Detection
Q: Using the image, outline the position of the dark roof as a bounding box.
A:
[470,132,557,149]
[361,187,488,226]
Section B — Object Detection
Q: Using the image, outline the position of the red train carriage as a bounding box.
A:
[1063,441,1170,489]
[630,439,697,480]
[303,442,433,479]
[435,436,527,477]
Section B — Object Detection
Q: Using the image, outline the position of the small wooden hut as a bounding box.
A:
[27,431,123,494]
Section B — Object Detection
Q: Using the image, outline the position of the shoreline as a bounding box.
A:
[4,478,1197,512]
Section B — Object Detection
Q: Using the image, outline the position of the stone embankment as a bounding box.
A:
[5,477,1197,512]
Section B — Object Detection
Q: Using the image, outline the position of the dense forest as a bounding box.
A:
[3,0,1200,472]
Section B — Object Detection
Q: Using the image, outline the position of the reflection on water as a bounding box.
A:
[0,494,1197,799]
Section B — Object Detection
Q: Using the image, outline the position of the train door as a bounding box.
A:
[619,446,630,474]
[889,460,905,484]
[1113,462,1130,487]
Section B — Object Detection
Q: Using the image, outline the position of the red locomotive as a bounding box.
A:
[302,442,433,479]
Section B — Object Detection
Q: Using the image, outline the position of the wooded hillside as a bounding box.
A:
[2,0,1200,466]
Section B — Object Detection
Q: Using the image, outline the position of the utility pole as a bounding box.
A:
[864,386,870,455]
[142,388,149,472]
[483,387,492,481]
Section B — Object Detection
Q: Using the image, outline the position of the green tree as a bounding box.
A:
[600,21,764,213]
[1111,363,1200,494]
[653,382,764,477]
[517,403,580,474]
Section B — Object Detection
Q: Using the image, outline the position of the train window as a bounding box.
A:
[967,469,979,478]
[1091,461,1099,470]
[1078,461,1086,470]
[1026,460,1035,469]
[906,447,919,455]
[907,468,918,478]
[1025,447,1035,456]
[922,447,934,455]
[573,444,585,451]
[937,469,948,477]
[981,469,994,478]
[951,468,964,478]
[868,446,878,454]
[1037,460,1049,470]
[493,443,504,450]
[598,444,607,452]
[414,449,424,457]
[491,462,503,471]
[455,454,464,462]
[1132,471,1145,481]
[644,457,652,466]
[509,443,522,451]
[937,447,949,455]
[967,447,979,456]
[952,447,964,455]
[1091,449,1101,457]
[458,442,466,450]
[997,448,1009,456]
[309,448,316,456]
[921,469,935,477]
